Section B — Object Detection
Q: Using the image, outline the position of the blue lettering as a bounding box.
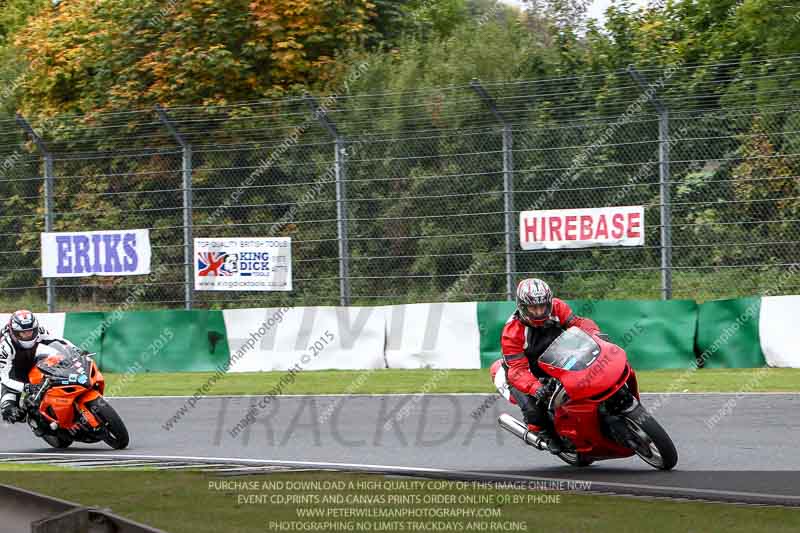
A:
[239,252,270,262]
[238,261,269,271]
[91,234,103,271]
[56,236,72,274]
[122,233,138,272]
[102,234,123,273]
[73,236,92,274]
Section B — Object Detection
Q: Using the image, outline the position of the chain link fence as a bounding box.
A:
[1,56,799,311]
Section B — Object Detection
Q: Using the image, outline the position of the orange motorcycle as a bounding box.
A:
[21,341,129,449]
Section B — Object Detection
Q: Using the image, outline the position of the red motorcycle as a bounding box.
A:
[497,326,677,470]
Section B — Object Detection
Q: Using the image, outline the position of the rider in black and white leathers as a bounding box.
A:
[0,310,81,423]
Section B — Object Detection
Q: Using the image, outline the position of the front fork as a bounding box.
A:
[75,390,103,429]
[26,413,51,437]
[600,384,640,447]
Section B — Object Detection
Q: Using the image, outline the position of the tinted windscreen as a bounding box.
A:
[38,341,75,357]
[35,342,83,374]
[539,327,601,371]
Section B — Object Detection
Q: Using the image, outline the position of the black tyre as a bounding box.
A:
[87,398,129,450]
[42,434,73,449]
[623,404,677,471]
[556,450,594,467]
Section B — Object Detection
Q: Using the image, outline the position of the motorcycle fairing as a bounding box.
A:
[538,327,628,401]
[28,344,106,430]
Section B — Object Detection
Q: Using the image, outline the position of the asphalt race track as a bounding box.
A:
[1,393,798,504]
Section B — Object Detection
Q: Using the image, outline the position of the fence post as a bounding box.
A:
[470,79,516,300]
[627,66,673,300]
[658,108,672,299]
[304,95,351,306]
[155,105,194,310]
[16,114,56,312]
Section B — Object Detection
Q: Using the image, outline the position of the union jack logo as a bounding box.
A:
[197,252,232,277]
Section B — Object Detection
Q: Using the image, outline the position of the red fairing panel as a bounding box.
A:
[538,338,629,401]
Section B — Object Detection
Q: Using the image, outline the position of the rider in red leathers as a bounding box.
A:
[490,278,601,453]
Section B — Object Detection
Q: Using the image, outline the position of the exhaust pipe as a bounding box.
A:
[498,413,545,450]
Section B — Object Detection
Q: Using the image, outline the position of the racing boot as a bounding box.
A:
[527,422,563,454]
[524,391,563,454]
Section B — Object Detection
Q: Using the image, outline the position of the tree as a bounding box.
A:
[14,0,378,116]
[0,0,49,45]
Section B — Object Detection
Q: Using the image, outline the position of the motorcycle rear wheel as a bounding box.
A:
[623,404,677,471]
[86,398,129,450]
[42,434,73,449]
[556,450,593,467]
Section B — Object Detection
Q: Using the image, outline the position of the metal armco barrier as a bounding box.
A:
[0,484,167,533]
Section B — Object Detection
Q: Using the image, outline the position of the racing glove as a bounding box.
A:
[1,402,24,423]
[23,383,42,397]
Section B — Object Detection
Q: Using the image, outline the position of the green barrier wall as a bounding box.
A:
[59,298,768,373]
[695,297,766,368]
[477,299,699,370]
[63,311,105,359]
[64,310,230,373]
[477,301,516,369]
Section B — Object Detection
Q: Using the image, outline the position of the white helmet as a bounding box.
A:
[515,278,553,325]
[8,310,40,349]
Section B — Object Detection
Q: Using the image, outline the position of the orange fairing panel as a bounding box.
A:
[91,362,105,395]
[29,356,105,430]
[37,385,86,427]
[76,390,102,428]
[29,367,45,385]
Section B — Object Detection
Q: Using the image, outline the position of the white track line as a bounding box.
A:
[0,451,798,505]
[108,392,800,400]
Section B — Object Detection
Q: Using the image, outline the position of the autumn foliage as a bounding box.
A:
[15,0,377,115]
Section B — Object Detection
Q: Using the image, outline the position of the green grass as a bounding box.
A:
[1,469,798,533]
[0,463,74,472]
[101,367,800,397]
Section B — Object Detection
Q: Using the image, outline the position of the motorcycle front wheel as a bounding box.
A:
[86,398,129,450]
[623,404,678,471]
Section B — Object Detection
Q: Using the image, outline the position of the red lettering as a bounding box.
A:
[595,215,608,239]
[611,213,624,238]
[549,216,563,241]
[564,215,577,240]
[579,215,593,240]
[627,211,642,238]
[524,216,538,243]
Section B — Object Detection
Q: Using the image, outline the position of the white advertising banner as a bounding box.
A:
[760,296,800,367]
[382,303,481,369]
[222,306,385,371]
[41,229,151,278]
[194,237,292,291]
[519,205,645,250]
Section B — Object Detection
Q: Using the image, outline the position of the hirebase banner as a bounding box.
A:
[41,229,151,278]
[519,205,645,250]
[194,237,292,291]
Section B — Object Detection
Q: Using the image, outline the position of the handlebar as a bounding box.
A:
[31,378,50,405]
